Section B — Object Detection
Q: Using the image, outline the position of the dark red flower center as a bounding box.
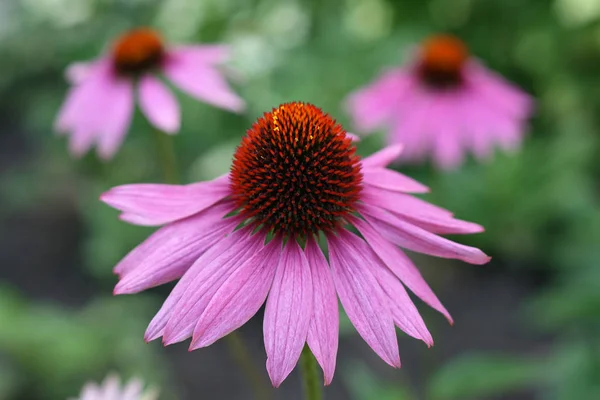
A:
[230,102,362,237]
[111,28,164,76]
[417,34,469,88]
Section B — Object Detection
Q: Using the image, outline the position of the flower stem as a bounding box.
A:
[300,346,322,400]
[152,129,179,184]
[226,332,272,400]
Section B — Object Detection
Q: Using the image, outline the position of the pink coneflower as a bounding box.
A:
[346,34,533,169]
[101,102,490,386]
[55,27,245,159]
[71,375,157,400]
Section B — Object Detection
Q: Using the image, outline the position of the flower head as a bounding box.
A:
[102,102,490,386]
[71,375,157,400]
[55,27,245,160]
[346,34,534,169]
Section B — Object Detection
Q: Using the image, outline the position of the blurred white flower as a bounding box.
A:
[71,375,158,400]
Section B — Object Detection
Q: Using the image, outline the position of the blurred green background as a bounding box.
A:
[1,0,600,399]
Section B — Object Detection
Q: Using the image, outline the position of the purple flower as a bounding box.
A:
[346,34,534,170]
[55,27,245,159]
[101,102,490,386]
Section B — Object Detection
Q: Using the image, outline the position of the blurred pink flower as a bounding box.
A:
[55,27,245,160]
[71,375,157,400]
[346,34,534,170]
[101,102,489,386]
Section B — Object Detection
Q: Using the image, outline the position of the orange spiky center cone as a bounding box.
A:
[230,102,363,238]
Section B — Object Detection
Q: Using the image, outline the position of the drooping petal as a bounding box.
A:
[55,59,108,133]
[161,229,266,345]
[351,216,452,323]
[56,60,117,158]
[360,144,404,169]
[114,205,240,294]
[361,185,454,219]
[68,126,97,158]
[466,61,534,120]
[100,174,231,226]
[430,96,465,170]
[359,203,490,265]
[362,167,429,193]
[138,74,181,134]
[345,68,411,133]
[372,258,433,345]
[96,76,135,160]
[190,236,283,349]
[164,57,245,113]
[305,236,338,385]
[264,240,313,387]
[65,61,96,85]
[389,89,435,162]
[360,186,483,235]
[144,228,263,342]
[327,229,401,368]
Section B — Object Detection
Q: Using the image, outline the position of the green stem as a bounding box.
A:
[152,129,179,184]
[300,346,322,400]
[226,332,272,400]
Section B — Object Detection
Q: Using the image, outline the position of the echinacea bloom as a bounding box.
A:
[102,102,490,386]
[55,27,245,159]
[346,34,533,169]
[71,375,157,400]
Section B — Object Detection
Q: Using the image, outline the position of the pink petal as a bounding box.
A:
[361,185,454,219]
[55,86,92,135]
[430,96,465,170]
[399,213,483,235]
[68,126,97,158]
[361,183,481,235]
[389,89,435,163]
[359,203,491,265]
[161,229,266,345]
[100,174,231,226]
[345,68,410,133]
[55,60,108,133]
[360,144,404,169]
[138,74,181,134]
[145,228,264,343]
[466,61,534,120]
[96,76,135,160]
[164,58,245,113]
[466,93,525,156]
[169,45,232,65]
[305,236,338,385]
[351,216,452,323]
[327,230,401,368]
[264,240,313,387]
[56,59,115,154]
[362,167,429,193]
[65,61,95,85]
[114,207,240,294]
[190,236,283,349]
[375,262,433,346]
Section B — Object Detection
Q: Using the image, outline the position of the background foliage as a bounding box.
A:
[1,0,600,399]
